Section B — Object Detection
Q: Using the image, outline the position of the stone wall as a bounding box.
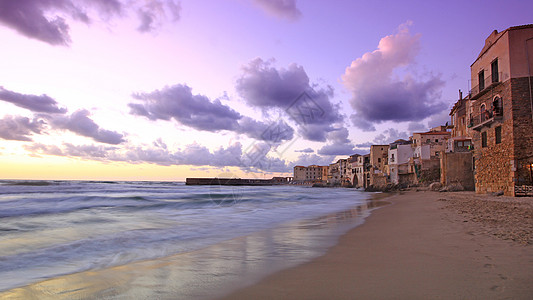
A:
[472,80,515,195]
[511,77,533,186]
[440,151,475,190]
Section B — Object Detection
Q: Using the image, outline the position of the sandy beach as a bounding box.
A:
[224,190,533,299]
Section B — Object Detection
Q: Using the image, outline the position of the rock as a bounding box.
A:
[447,183,465,192]
[429,182,442,191]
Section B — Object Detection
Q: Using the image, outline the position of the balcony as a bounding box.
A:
[469,72,506,99]
[468,107,503,131]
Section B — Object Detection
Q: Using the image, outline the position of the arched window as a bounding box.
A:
[493,96,502,116]
[481,104,487,121]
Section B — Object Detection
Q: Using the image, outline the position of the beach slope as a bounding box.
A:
[223,191,533,299]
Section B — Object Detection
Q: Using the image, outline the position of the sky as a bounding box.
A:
[0,0,532,181]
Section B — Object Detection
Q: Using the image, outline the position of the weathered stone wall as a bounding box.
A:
[472,80,515,195]
[440,152,475,190]
[511,77,533,186]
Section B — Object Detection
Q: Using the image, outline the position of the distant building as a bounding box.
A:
[353,154,370,188]
[467,25,533,196]
[368,145,388,188]
[293,165,328,184]
[346,154,360,186]
[388,140,415,185]
[440,91,475,190]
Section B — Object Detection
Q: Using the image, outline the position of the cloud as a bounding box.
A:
[354,128,410,152]
[372,128,409,145]
[130,83,294,143]
[317,127,356,156]
[0,87,67,114]
[295,148,314,153]
[236,58,343,142]
[26,140,291,173]
[237,117,294,143]
[0,0,180,46]
[0,115,45,141]
[291,154,334,167]
[47,109,125,144]
[252,0,301,21]
[137,0,181,32]
[130,84,241,131]
[342,22,445,131]
[407,121,428,132]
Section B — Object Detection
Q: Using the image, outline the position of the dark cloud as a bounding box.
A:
[130,84,294,143]
[0,87,67,114]
[0,115,45,141]
[130,84,241,131]
[317,127,355,156]
[349,115,376,132]
[252,0,301,21]
[342,22,445,131]
[48,109,125,145]
[427,107,452,128]
[0,0,180,45]
[236,58,342,142]
[407,121,428,132]
[237,117,294,143]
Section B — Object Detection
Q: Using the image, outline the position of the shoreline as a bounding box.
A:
[223,190,533,299]
[0,190,381,299]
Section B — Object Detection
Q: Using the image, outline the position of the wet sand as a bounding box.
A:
[223,190,533,299]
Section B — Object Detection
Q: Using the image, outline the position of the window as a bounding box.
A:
[378,158,381,163]
[426,139,430,143]
[495,126,502,144]
[493,96,502,116]
[478,70,485,91]
[391,154,395,162]
[435,139,438,142]
[482,131,487,147]
[491,59,499,83]
[481,104,486,121]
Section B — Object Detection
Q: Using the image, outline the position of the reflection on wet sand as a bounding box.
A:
[0,197,390,300]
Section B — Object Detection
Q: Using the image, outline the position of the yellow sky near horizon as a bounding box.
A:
[0,154,290,181]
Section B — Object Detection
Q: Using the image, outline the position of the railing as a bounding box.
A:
[467,107,503,130]
[469,72,506,98]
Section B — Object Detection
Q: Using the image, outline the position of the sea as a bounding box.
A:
[0,180,382,299]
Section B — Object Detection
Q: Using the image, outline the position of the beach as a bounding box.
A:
[1,187,532,299]
[224,190,533,299]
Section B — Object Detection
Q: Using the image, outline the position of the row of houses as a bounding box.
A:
[294,24,533,196]
[293,125,452,188]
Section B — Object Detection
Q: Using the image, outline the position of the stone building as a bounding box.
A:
[388,140,415,185]
[293,165,328,184]
[468,25,533,196]
[346,154,360,186]
[368,145,389,188]
[353,154,370,188]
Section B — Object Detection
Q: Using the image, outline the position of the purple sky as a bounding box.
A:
[0,0,532,179]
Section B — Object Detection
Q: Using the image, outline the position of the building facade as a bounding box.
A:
[468,25,533,196]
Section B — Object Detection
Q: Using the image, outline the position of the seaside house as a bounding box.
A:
[328,161,340,185]
[368,145,389,188]
[447,90,474,153]
[388,139,416,185]
[293,165,328,184]
[411,130,451,184]
[353,154,370,188]
[467,25,533,196]
[439,91,476,190]
[346,154,361,187]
